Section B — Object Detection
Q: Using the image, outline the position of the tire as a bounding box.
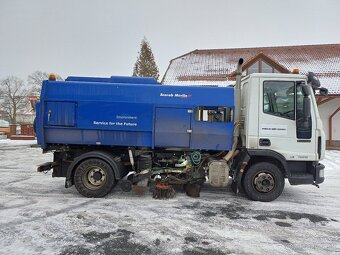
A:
[242,162,285,202]
[74,158,116,198]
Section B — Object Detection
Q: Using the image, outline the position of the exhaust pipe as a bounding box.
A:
[224,58,243,162]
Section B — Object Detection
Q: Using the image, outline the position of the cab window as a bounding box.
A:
[263,81,295,120]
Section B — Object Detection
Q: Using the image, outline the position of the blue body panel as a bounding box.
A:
[155,108,191,148]
[45,102,76,126]
[36,76,235,151]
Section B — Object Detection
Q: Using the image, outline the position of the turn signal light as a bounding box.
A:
[292,68,300,74]
[48,74,56,81]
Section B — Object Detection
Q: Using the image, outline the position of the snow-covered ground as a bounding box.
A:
[0,140,339,255]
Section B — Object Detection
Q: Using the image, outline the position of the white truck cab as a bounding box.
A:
[241,73,325,160]
[232,72,325,201]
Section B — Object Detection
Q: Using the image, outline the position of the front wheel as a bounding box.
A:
[242,162,285,202]
[74,158,116,198]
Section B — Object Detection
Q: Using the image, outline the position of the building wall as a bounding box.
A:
[16,113,35,124]
[0,127,10,136]
[318,98,340,144]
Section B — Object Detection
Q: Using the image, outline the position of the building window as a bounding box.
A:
[246,59,280,74]
[263,81,295,120]
[195,106,233,122]
[262,61,273,73]
[247,61,260,74]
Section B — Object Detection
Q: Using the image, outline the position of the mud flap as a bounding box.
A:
[231,150,250,194]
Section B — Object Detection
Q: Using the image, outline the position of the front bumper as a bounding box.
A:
[288,161,325,185]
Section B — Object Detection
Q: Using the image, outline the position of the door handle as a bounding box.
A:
[259,138,271,146]
[48,110,52,122]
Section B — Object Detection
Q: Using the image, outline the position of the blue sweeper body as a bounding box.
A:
[36,76,234,151]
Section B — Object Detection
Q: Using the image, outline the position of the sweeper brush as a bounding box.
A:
[152,182,176,199]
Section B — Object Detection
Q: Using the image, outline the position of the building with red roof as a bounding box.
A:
[162,44,340,147]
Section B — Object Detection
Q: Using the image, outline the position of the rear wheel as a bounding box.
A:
[74,158,116,198]
[242,162,284,202]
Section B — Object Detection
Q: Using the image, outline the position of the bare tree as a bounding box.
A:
[0,76,30,124]
[28,71,63,95]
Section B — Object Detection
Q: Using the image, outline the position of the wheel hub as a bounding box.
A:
[87,168,106,186]
[254,172,275,193]
[92,171,102,181]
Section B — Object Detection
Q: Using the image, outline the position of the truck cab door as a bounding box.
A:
[258,79,317,161]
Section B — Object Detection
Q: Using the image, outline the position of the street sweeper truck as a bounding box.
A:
[35,59,327,201]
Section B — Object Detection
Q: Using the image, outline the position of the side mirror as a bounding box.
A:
[297,96,312,139]
[319,87,328,96]
[303,97,311,120]
[307,72,321,88]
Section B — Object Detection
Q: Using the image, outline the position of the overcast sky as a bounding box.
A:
[1,0,339,81]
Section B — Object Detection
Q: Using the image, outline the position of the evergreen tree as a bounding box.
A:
[133,38,159,80]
